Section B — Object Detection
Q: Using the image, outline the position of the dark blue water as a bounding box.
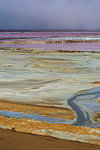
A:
[68,87,100,126]
[0,110,65,123]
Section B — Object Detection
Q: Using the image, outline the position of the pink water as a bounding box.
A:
[0,32,100,52]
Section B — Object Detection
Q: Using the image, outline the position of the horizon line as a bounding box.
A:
[0,29,100,32]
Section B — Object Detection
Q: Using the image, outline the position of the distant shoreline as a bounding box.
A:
[0,30,100,32]
[0,47,100,53]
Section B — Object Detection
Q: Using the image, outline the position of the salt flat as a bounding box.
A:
[0,50,100,126]
[0,50,100,106]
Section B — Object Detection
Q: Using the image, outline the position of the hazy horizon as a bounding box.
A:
[0,0,100,30]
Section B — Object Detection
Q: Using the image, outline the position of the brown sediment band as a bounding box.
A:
[97,99,100,103]
[0,47,100,54]
[0,39,100,44]
[91,81,100,84]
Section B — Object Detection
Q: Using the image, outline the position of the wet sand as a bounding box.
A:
[0,128,100,150]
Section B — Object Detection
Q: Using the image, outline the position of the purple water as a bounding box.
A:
[0,32,100,52]
[0,43,100,52]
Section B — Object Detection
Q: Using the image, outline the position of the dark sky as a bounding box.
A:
[0,0,100,30]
